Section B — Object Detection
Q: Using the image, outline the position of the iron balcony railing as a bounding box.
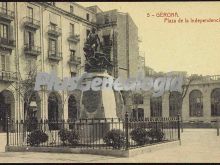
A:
[23,17,40,30]
[0,7,15,20]
[48,50,63,61]
[69,56,81,65]
[0,70,17,82]
[68,33,80,43]
[48,25,62,37]
[184,75,220,85]
[203,75,220,81]
[24,44,41,55]
[0,37,15,48]
[97,20,117,28]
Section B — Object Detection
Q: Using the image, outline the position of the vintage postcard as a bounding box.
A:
[0,1,219,163]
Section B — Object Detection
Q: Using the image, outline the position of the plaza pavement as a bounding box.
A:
[0,129,220,163]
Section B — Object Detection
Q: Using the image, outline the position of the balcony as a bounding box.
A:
[23,17,40,31]
[0,70,17,82]
[98,20,117,28]
[24,45,41,57]
[47,25,61,37]
[0,37,15,52]
[68,56,81,66]
[67,33,80,44]
[0,7,14,22]
[48,50,62,61]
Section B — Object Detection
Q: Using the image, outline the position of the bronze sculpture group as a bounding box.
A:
[83,27,113,72]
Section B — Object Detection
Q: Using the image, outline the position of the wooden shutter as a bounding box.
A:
[70,23,74,34]
[9,25,14,40]
[24,31,28,45]
[6,56,10,71]
[0,55,2,71]
[1,55,5,71]
[30,32,34,46]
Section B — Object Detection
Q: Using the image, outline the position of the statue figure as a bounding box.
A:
[86,27,101,52]
[83,27,113,72]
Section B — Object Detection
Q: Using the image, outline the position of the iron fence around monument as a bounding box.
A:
[6,114,180,150]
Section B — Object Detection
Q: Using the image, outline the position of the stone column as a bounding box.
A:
[63,92,68,121]
[182,89,190,122]
[43,91,48,120]
[144,92,151,118]
[162,92,170,117]
[203,86,211,122]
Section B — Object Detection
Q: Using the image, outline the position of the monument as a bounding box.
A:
[80,27,118,119]
[79,27,123,141]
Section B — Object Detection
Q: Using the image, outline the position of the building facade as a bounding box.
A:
[1,2,219,133]
[0,2,140,132]
[127,72,220,125]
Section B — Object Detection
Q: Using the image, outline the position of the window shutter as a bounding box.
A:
[48,39,51,51]
[1,55,5,71]
[9,25,14,40]
[30,32,34,46]
[24,31,28,45]
[6,56,10,71]
[0,55,2,71]
[49,13,57,25]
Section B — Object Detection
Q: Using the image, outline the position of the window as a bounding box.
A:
[132,108,144,120]
[1,2,7,14]
[49,39,57,54]
[70,50,75,59]
[169,91,182,117]
[104,14,110,24]
[26,59,36,73]
[150,96,162,117]
[0,24,8,39]
[70,5,74,14]
[1,55,9,71]
[189,90,203,117]
[133,94,144,105]
[1,55,5,71]
[86,29,90,37]
[211,89,220,116]
[24,31,34,46]
[1,2,7,9]
[70,23,74,35]
[48,92,60,130]
[86,13,90,21]
[70,72,76,77]
[27,6,33,20]
[50,23,57,31]
[103,35,111,46]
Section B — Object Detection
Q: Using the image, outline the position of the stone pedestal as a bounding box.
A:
[79,71,118,142]
[80,71,117,119]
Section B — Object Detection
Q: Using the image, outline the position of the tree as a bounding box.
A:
[176,74,201,132]
[6,59,40,143]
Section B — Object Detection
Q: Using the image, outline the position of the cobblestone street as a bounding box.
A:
[0,129,219,163]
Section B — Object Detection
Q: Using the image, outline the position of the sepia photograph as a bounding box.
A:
[0,1,219,163]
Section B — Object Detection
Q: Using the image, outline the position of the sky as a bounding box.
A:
[78,2,220,76]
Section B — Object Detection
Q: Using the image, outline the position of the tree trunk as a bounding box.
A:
[179,99,183,132]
